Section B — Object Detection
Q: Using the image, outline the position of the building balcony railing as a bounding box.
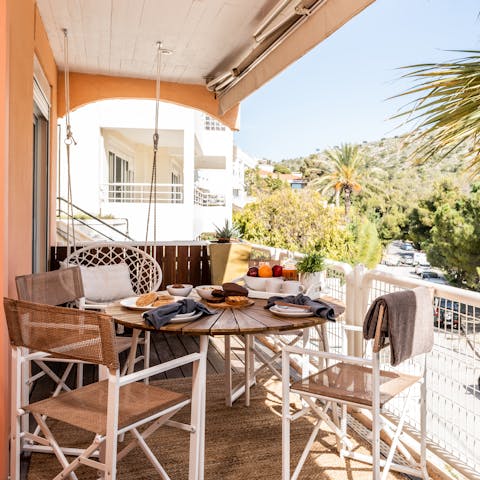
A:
[101,182,184,203]
[194,186,226,206]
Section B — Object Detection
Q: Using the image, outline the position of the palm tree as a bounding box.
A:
[394,51,480,178]
[310,143,364,220]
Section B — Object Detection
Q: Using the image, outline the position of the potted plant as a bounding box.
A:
[209,220,252,284]
[214,219,241,243]
[296,252,326,292]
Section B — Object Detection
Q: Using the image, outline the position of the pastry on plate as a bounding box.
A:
[136,292,158,307]
[152,294,175,307]
[225,296,251,307]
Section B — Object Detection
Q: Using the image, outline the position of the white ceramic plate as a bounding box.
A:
[269,305,313,318]
[120,296,183,311]
[169,311,203,324]
[174,311,197,320]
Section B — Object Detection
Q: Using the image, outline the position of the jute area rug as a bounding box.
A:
[28,374,406,479]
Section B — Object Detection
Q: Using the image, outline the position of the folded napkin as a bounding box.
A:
[265,294,337,321]
[143,298,217,329]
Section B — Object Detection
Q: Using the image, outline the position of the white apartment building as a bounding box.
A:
[232,146,258,208]
[58,99,245,241]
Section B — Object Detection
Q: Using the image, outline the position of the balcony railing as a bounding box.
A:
[101,183,184,203]
[194,186,226,206]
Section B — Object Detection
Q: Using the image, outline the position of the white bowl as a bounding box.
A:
[243,275,267,291]
[195,285,222,301]
[166,284,193,297]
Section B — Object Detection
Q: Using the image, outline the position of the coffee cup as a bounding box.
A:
[265,277,284,293]
[281,281,305,295]
[243,275,267,291]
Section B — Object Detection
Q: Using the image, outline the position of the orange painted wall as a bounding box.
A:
[0,0,9,476]
[58,72,240,131]
[8,0,35,293]
[1,0,58,475]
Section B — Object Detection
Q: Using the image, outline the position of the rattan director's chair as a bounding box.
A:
[5,298,206,480]
[281,288,433,480]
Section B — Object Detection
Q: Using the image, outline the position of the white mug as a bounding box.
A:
[265,277,284,293]
[243,275,267,291]
[281,281,305,295]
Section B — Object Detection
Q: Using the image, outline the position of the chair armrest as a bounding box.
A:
[283,344,373,368]
[119,352,204,386]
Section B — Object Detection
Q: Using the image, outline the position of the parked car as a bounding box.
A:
[382,255,399,266]
[434,298,459,328]
[399,253,414,265]
[421,271,447,285]
[400,242,414,251]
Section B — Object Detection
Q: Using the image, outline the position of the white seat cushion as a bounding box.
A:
[60,261,135,303]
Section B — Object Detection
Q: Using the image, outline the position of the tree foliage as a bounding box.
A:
[244,167,286,195]
[309,144,365,219]
[394,51,480,177]
[233,188,382,268]
[407,182,480,289]
[234,188,350,255]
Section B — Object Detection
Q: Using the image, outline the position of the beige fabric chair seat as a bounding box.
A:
[291,362,421,408]
[25,380,188,435]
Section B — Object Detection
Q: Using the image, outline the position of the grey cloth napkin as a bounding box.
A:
[143,298,216,329]
[265,294,337,321]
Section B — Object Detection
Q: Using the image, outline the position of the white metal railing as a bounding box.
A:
[102,183,184,203]
[320,264,480,478]
[194,187,226,206]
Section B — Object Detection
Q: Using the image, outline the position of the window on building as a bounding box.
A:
[204,115,226,131]
[171,172,181,203]
[108,151,133,201]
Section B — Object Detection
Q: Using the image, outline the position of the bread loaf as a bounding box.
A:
[135,292,157,307]
[222,282,248,297]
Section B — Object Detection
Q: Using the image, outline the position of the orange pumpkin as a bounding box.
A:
[258,264,273,278]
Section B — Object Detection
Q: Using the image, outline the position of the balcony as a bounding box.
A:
[101,183,184,204]
[41,241,480,479]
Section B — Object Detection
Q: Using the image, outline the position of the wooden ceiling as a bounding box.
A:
[37,0,375,113]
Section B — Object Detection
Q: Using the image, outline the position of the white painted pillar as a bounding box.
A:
[183,113,195,238]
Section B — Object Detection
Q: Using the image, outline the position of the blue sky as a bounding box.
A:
[234,0,480,162]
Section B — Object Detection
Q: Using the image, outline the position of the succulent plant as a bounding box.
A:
[213,219,242,243]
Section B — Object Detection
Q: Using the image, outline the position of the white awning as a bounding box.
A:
[218,0,375,115]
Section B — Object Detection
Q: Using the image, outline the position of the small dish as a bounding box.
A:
[269,305,314,318]
[166,284,193,297]
[195,285,223,301]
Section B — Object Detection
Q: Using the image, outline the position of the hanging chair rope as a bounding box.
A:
[62,28,77,258]
[144,42,163,260]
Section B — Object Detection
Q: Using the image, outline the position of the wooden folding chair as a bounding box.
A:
[282,292,432,480]
[5,298,206,480]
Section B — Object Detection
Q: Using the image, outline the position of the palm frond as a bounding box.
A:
[393,51,480,177]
